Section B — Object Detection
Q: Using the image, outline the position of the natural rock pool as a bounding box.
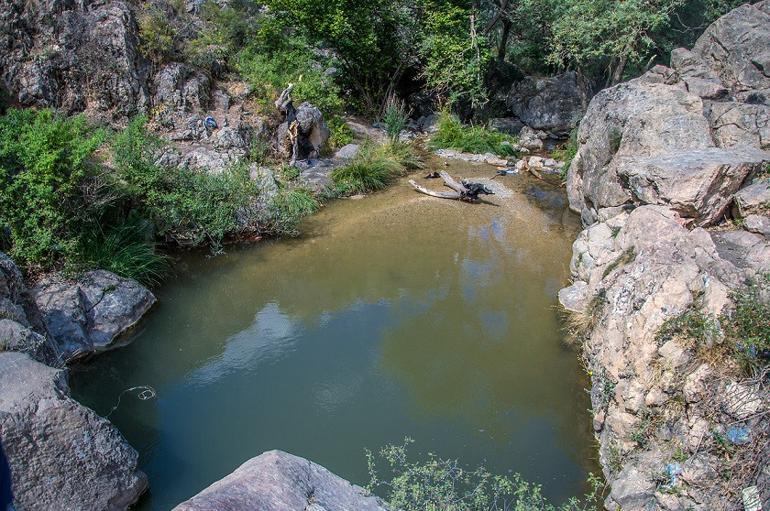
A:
[72,164,597,509]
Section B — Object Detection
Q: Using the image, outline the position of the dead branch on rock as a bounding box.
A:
[409,171,494,203]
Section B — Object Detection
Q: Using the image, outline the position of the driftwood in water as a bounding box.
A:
[409,171,494,203]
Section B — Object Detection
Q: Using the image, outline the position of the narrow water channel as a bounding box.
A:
[72,163,597,510]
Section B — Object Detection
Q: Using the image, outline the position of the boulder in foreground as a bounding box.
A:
[0,352,147,510]
[174,450,390,511]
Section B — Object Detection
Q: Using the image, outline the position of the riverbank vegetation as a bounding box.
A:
[366,439,604,511]
[429,112,518,156]
[331,142,424,195]
[0,109,317,284]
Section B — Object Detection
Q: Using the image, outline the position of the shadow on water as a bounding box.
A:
[71,164,598,510]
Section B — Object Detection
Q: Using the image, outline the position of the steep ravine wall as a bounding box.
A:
[559,2,770,510]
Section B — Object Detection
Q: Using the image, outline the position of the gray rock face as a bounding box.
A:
[487,117,524,136]
[0,253,59,365]
[173,450,390,511]
[0,352,147,509]
[560,205,769,511]
[153,62,211,113]
[506,71,592,138]
[0,0,149,122]
[560,5,770,509]
[33,270,156,362]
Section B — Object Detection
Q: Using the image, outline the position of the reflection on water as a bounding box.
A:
[72,167,596,510]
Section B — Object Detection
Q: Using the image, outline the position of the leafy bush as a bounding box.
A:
[111,117,259,250]
[137,5,179,64]
[0,109,105,268]
[366,439,604,511]
[259,187,319,237]
[331,142,421,195]
[729,275,770,367]
[236,32,344,117]
[429,112,517,157]
[328,117,354,151]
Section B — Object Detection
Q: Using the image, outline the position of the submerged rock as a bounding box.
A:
[173,450,390,511]
[0,352,147,509]
[33,270,156,363]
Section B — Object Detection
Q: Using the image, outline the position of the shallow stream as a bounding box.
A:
[73,163,597,509]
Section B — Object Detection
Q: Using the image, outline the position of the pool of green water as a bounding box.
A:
[72,165,597,510]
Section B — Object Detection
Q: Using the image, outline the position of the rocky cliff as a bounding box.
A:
[560,2,770,510]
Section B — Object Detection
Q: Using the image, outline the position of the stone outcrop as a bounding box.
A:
[506,71,592,138]
[174,450,390,511]
[561,3,770,510]
[32,270,156,363]
[0,0,149,122]
[0,352,147,509]
[276,102,331,161]
[0,253,59,366]
[567,1,770,227]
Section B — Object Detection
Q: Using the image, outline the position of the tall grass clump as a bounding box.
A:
[553,127,579,182]
[331,142,422,195]
[260,187,320,237]
[429,112,517,157]
[381,94,410,143]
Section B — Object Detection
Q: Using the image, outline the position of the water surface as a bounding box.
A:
[72,165,596,509]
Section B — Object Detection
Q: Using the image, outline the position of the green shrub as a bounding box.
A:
[0,109,106,268]
[331,142,421,195]
[729,275,770,369]
[328,117,354,151]
[429,112,517,157]
[138,6,179,64]
[553,128,579,182]
[366,439,604,511]
[236,33,344,117]
[260,187,319,237]
[111,118,259,250]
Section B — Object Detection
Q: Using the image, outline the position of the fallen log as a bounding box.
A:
[409,171,494,203]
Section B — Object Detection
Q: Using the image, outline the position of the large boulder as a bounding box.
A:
[174,450,390,511]
[33,270,156,363]
[506,71,592,138]
[0,0,149,122]
[567,70,770,226]
[0,352,147,509]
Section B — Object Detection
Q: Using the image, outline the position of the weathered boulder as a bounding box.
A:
[734,179,770,216]
[487,117,524,136]
[277,102,330,161]
[0,352,147,509]
[334,143,360,160]
[173,450,390,511]
[506,71,592,138]
[33,270,156,362]
[0,0,149,122]
[690,1,770,99]
[0,319,57,367]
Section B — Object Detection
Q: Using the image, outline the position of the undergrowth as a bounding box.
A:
[366,439,604,511]
[331,142,422,195]
[429,112,518,157]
